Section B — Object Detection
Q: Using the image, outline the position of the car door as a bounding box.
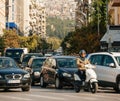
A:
[89,54,104,81]
[45,58,56,83]
[101,55,116,83]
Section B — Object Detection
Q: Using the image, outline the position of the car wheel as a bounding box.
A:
[114,79,120,93]
[55,77,62,89]
[40,75,47,88]
[22,86,31,92]
[31,78,35,86]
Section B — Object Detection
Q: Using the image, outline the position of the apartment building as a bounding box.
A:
[6,0,46,37]
[29,0,46,37]
[100,0,120,51]
[109,0,120,25]
[0,0,6,35]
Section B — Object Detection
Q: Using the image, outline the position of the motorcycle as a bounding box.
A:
[74,64,98,93]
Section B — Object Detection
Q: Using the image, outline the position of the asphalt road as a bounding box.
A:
[0,85,119,101]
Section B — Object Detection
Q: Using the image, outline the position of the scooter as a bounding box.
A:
[74,64,98,93]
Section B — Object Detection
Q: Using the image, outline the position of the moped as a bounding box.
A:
[74,64,98,93]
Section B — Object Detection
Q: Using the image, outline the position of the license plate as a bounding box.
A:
[8,80,20,83]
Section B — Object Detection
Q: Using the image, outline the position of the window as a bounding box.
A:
[103,55,114,66]
[89,55,103,65]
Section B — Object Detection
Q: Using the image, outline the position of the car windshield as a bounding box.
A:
[57,58,77,68]
[32,59,46,68]
[0,58,17,68]
[115,56,120,66]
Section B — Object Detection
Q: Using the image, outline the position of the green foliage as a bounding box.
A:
[62,0,108,54]
[3,29,20,48]
[0,36,5,55]
[19,35,37,52]
[47,37,62,50]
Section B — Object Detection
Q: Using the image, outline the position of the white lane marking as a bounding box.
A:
[24,94,66,100]
[0,95,32,101]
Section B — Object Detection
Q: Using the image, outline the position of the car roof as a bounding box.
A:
[89,52,120,57]
[31,57,47,60]
[5,48,23,50]
[50,55,76,59]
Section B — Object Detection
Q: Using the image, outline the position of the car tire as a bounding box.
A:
[55,77,62,89]
[114,79,120,93]
[21,86,31,92]
[40,75,47,88]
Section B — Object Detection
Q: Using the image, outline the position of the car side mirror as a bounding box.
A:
[109,63,115,68]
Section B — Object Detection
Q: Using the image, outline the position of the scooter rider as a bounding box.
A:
[76,49,90,82]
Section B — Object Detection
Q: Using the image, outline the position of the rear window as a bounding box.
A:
[5,49,23,58]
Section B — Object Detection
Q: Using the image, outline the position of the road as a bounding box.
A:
[0,85,119,101]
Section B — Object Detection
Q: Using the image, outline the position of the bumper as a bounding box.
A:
[61,76,74,86]
[0,79,31,89]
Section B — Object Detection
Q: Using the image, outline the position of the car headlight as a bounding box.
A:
[0,75,2,79]
[62,73,72,77]
[24,73,30,78]
[34,72,40,76]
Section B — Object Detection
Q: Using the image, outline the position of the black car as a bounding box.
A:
[25,57,46,85]
[20,53,43,69]
[0,57,31,91]
[4,48,24,64]
[40,56,78,89]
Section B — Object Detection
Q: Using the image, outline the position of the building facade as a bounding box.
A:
[28,0,46,37]
[0,0,6,35]
[5,0,46,37]
[109,0,120,25]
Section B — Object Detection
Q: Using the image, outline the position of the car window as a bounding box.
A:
[115,56,120,66]
[31,59,45,68]
[57,58,77,68]
[103,55,115,66]
[89,55,103,65]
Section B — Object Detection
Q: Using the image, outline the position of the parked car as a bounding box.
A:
[87,52,120,92]
[25,57,46,85]
[4,48,24,64]
[40,56,78,89]
[20,53,43,69]
[0,57,31,91]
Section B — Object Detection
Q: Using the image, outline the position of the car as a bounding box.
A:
[25,57,46,85]
[40,56,78,89]
[4,48,24,64]
[20,53,43,69]
[0,57,31,91]
[87,52,120,92]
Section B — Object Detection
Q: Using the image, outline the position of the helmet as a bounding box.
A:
[79,49,86,55]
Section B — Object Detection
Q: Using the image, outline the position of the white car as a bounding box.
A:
[87,52,120,93]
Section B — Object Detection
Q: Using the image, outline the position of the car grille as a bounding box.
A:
[5,74,22,80]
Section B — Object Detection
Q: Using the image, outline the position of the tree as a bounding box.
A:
[3,29,20,48]
[61,0,109,54]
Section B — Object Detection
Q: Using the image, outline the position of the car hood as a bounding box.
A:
[0,67,28,75]
[58,68,78,74]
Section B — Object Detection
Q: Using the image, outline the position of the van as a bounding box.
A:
[4,48,24,64]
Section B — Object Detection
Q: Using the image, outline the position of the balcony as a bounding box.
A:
[111,0,120,7]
